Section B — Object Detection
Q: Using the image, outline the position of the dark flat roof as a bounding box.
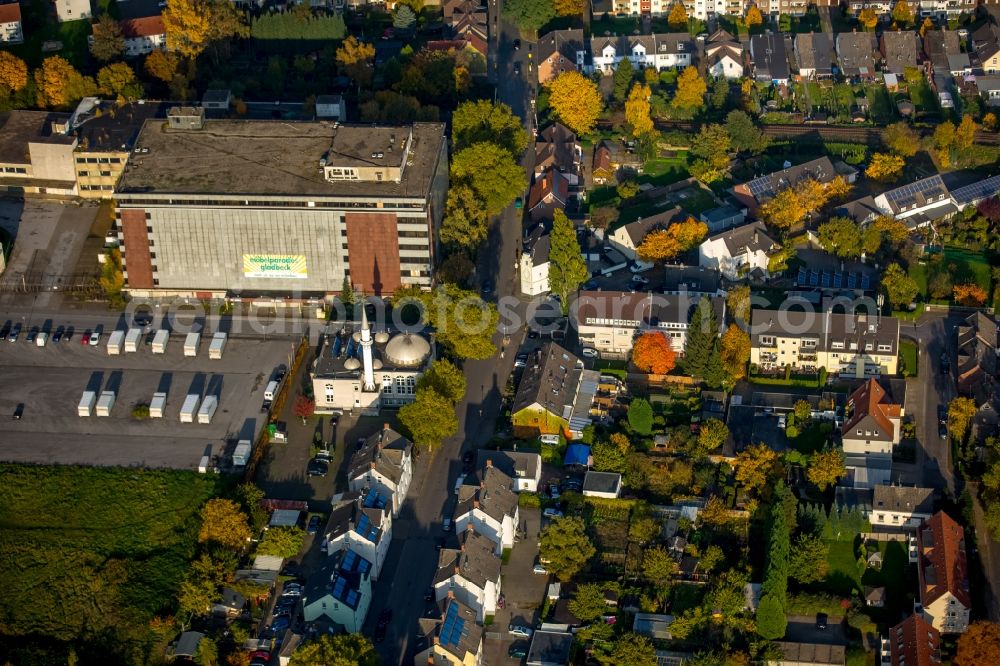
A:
[0,111,74,164]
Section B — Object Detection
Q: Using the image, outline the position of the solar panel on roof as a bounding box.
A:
[343,550,357,570]
[332,575,346,598]
[355,514,378,541]
[809,271,819,286]
[796,267,806,284]
[346,589,359,607]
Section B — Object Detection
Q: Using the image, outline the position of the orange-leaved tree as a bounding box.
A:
[637,217,708,262]
[0,51,27,92]
[954,283,988,306]
[632,331,676,375]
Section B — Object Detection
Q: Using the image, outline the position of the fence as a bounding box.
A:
[859,532,910,543]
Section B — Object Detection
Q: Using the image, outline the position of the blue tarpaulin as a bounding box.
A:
[564,444,591,467]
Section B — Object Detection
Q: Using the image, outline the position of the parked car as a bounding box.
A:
[442,517,452,531]
[513,61,521,74]
[548,483,560,499]
[583,279,599,290]
[424,587,435,601]
[508,642,529,658]
[283,582,303,596]
[52,326,64,343]
[306,515,321,534]
[63,326,74,342]
[89,328,102,346]
[532,563,548,574]
[80,329,91,345]
[0,321,9,338]
[937,405,948,424]
[939,422,949,440]
[513,38,521,50]
[481,280,493,295]
[374,623,387,643]
[630,260,654,273]
[514,353,528,367]
[509,625,533,638]
[581,347,599,358]
[355,437,366,451]
[133,309,153,328]
[777,414,787,429]
[26,327,38,343]
[816,613,828,630]
[543,508,564,519]
[270,616,290,632]
[13,403,23,419]
[629,274,650,285]
[378,608,393,627]
[306,459,329,477]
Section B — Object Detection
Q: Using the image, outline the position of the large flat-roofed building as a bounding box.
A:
[0,110,78,195]
[113,111,448,298]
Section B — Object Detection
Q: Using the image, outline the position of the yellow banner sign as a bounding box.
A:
[243,254,308,279]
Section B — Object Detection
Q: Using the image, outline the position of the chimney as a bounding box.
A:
[447,589,455,599]
[473,499,480,509]
[383,422,390,431]
[486,458,493,468]
[753,230,759,244]
[466,521,474,532]
[370,461,376,470]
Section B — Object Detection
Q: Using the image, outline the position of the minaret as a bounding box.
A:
[360,306,376,392]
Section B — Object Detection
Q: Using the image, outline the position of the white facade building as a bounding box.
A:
[454,464,519,555]
[54,0,92,21]
[325,489,393,580]
[698,222,781,281]
[346,424,413,517]
[433,528,502,622]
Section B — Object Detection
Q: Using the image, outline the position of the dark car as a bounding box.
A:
[481,279,493,295]
[133,310,153,328]
[513,38,521,50]
[52,326,64,343]
[25,327,38,343]
[307,459,329,477]
[513,61,521,75]
[436,537,446,550]
[508,642,529,658]
[374,623,387,643]
[13,403,23,419]
[463,450,473,465]
[7,322,20,342]
[424,587,435,601]
[378,608,393,626]
[939,422,949,440]
[816,612,828,630]
[307,515,321,534]
[355,437,366,451]
[270,616,291,632]
[937,404,948,424]
[64,326,74,342]
[0,321,10,337]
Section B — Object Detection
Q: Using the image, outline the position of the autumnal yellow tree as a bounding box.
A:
[824,175,853,202]
[954,283,988,306]
[547,71,602,135]
[919,16,934,37]
[745,4,763,26]
[337,35,376,66]
[667,1,688,28]
[632,331,677,374]
[891,0,913,25]
[198,499,251,550]
[884,121,920,157]
[625,83,654,137]
[636,217,708,262]
[734,443,780,494]
[553,0,585,16]
[699,495,731,526]
[866,152,905,182]
[34,56,96,108]
[719,323,751,384]
[955,621,1000,666]
[934,120,956,166]
[672,66,706,115]
[807,449,845,490]
[955,115,977,151]
[859,7,878,30]
[0,51,27,92]
[97,62,142,100]
[144,49,180,83]
[759,187,805,231]
[984,112,998,132]
[163,0,211,58]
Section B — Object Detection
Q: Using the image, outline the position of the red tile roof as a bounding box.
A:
[120,15,166,39]
[890,614,940,666]
[917,511,970,609]
[0,3,21,23]
[843,378,901,440]
[527,170,568,210]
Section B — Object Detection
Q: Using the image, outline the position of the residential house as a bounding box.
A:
[663,265,724,297]
[592,140,642,185]
[923,30,969,77]
[916,511,970,633]
[534,123,582,181]
[583,471,622,498]
[976,76,1000,106]
[589,33,694,74]
[699,203,746,233]
[519,225,552,296]
[842,378,903,457]
[302,549,372,632]
[917,0,974,18]
[54,0,91,21]
[474,449,543,492]
[794,32,835,78]
[836,32,878,79]
[575,289,726,357]
[698,221,781,281]
[749,309,900,377]
[433,528,502,621]
[511,342,599,439]
[731,157,849,211]
[537,29,586,85]
[346,424,413,517]
[633,613,675,640]
[705,29,745,79]
[749,33,791,85]
[121,16,166,57]
[415,596,484,666]
[454,463,520,554]
[527,169,569,222]
[768,642,846,666]
[325,488,393,580]
[211,588,246,617]
[526,630,573,666]
[956,312,1000,406]
[881,31,920,76]
[973,21,1000,74]
[840,173,1000,229]
[607,207,682,260]
[871,485,936,531]
[0,3,22,44]
[889,614,941,666]
[444,0,488,57]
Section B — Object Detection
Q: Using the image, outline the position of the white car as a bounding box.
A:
[509,625,534,638]
[532,564,548,575]
[543,508,564,519]
[778,415,787,429]
[629,274,650,285]
[630,260,654,273]
[581,347,599,359]
[88,330,101,346]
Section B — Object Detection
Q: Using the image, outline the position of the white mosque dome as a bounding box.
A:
[384,333,430,367]
[373,359,383,370]
[344,357,361,370]
[352,331,361,343]
[374,330,390,344]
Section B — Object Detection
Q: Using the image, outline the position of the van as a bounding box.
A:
[540,434,560,445]
[35,332,47,347]
[454,474,466,495]
[264,380,279,402]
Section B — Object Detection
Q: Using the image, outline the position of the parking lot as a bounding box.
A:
[0,331,297,469]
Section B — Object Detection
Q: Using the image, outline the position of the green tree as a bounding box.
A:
[568,583,607,622]
[883,121,920,157]
[710,77,730,110]
[611,633,657,666]
[756,594,787,639]
[97,62,144,100]
[393,4,416,30]
[451,99,529,155]
[256,526,305,559]
[807,448,845,490]
[89,14,125,61]
[683,296,718,377]
[697,418,729,454]
[642,545,678,583]
[178,573,217,618]
[501,0,556,31]
[628,398,654,435]
[882,262,919,309]
[547,209,589,313]
[948,396,978,442]
[451,142,525,216]
[398,388,459,449]
[592,438,628,473]
[440,184,489,251]
[688,124,731,182]
[417,359,467,404]
[699,544,725,573]
[613,56,635,104]
[198,499,251,550]
[725,110,769,154]
[788,533,830,583]
[237,483,268,532]
[793,400,812,422]
[539,516,596,581]
[412,284,498,359]
[817,217,863,258]
[288,634,379,666]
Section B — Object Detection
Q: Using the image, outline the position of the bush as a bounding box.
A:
[132,404,150,420]
[519,493,542,508]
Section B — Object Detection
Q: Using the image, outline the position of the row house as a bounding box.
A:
[590,33,695,74]
[889,614,941,666]
[533,122,582,181]
[794,32,835,79]
[433,527,502,622]
[880,31,920,76]
[443,0,488,58]
[916,0,975,19]
[302,548,373,632]
[749,33,790,85]
[325,488,393,580]
[454,463,520,555]
[537,28,586,85]
[917,511,971,634]
[705,29,745,79]
[347,424,414,517]
[956,312,1000,407]
[836,31,879,80]
[730,156,853,211]
[838,173,1000,228]
[0,3,22,44]
[415,597,485,666]
[698,221,781,281]
[841,378,903,488]
[121,16,167,57]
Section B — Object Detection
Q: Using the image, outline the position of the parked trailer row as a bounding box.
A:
[150,392,167,418]
[152,329,169,353]
[184,332,200,357]
[124,328,142,353]
[78,390,96,417]
[106,330,125,355]
[95,391,116,417]
[197,395,218,424]
[180,393,200,423]
[208,332,227,359]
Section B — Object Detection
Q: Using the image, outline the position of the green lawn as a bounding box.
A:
[945,248,992,292]
[790,422,833,454]
[0,465,223,660]
[860,540,913,624]
[822,539,863,597]
[6,17,91,69]
[899,339,918,378]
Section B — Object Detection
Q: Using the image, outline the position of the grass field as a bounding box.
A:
[910,248,992,302]
[822,539,863,597]
[0,465,223,661]
[899,339,918,377]
[6,17,91,69]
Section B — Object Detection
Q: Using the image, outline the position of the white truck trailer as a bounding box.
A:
[180,393,200,423]
[150,392,167,418]
[184,332,200,357]
[95,391,116,417]
[197,395,218,424]
[208,332,227,359]
[124,328,142,352]
[78,390,96,417]
[233,439,253,467]
[106,330,125,355]
[152,330,169,354]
